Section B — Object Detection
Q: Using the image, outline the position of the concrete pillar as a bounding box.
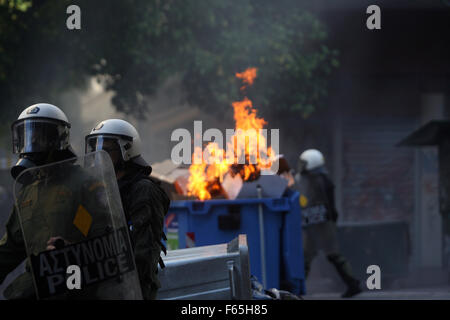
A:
[333,113,343,223]
[413,93,444,269]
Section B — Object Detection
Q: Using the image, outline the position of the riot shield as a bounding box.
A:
[13,150,142,300]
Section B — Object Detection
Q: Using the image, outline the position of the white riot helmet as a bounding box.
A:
[12,103,72,154]
[11,103,76,179]
[299,149,325,172]
[85,119,149,169]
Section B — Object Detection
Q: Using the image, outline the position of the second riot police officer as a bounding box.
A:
[85,119,170,300]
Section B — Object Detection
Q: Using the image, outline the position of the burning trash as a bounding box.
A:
[151,68,287,200]
[185,67,286,200]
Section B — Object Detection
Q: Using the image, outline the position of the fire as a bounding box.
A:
[187,67,275,200]
[204,143,230,182]
[187,147,211,201]
[235,67,257,90]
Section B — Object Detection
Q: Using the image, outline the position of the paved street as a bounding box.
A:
[304,286,450,300]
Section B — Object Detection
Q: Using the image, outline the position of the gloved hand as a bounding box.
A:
[46,236,71,250]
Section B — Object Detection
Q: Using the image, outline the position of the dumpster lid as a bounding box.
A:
[397,120,450,147]
[237,173,288,199]
[222,171,288,199]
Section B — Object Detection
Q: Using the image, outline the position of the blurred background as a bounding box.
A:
[1,0,450,298]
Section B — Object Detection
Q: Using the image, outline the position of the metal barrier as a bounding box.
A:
[157,234,252,300]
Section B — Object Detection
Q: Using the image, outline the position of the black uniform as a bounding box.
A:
[118,166,170,300]
[295,168,361,297]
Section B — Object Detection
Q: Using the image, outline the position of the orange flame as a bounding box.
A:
[187,147,212,200]
[187,67,274,200]
[235,67,257,90]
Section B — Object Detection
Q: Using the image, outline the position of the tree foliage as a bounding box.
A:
[0,0,339,122]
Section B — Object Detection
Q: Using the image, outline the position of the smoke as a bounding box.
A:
[59,78,129,157]
[59,76,233,165]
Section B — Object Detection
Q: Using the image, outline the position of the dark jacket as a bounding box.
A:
[118,167,170,300]
[318,171,339,222]
[295,168,339,224]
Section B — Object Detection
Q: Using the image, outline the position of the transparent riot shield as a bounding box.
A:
[13,151,143,300]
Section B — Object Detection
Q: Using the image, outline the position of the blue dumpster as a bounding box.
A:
[166,189,305,295]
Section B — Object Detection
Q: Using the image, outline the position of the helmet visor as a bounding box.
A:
[85,135,122,155]
[12,118,69,154]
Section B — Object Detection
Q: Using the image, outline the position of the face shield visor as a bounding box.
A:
[11,118,70,155]
[85,135,124,156]
[86,134,150,173]
[85,134,131,171]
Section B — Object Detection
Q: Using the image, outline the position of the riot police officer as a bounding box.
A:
[0,103,106,299]
[85,119,170,300]
[294,149,361,298]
